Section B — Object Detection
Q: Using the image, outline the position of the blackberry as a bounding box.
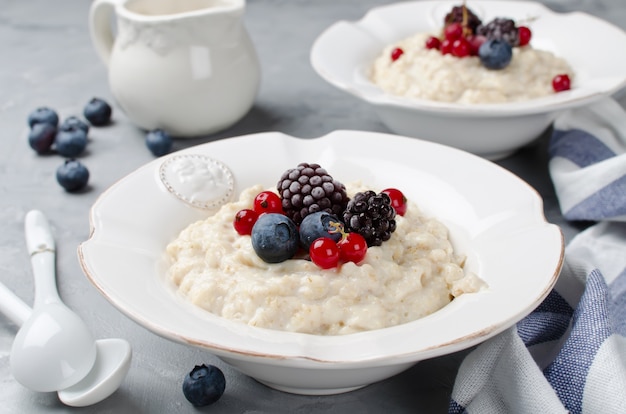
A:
[342,191,396,247]
[476,18,519,46]
[277,163,349,226]
[444,5,482,34]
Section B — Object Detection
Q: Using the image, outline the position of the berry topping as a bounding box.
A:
[337,232,368,264]
[342,190,396,247]
[146,129,173,157]
[381,188,407,216]
[478,39,513,70]
[552,74,571,92]
[253,191,283,215]
[444,22,464,41]
[233,209,259,236]
[390,47,404,61]
[309,237,340,269]
[182,364,225,407]
[468,35,487,56]
[55,125,88,157]
[517,26,532,46]
[28,122,56,154]
[425,36,441,50]
[56,159,89,192]
[251,213,299,263]
[27,106,59,127]
[476,18,519,47]
[299,211,343,250]
[444,5,482,34]
[277,163,348,226]
[451,37,471,58]
[83,97,112,126]
[441,39,453,55]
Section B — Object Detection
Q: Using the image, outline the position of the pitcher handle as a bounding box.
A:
[89,0,123,66]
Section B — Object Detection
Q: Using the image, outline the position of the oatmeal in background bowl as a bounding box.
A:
[370,3,575,104]
[310,1,626,160]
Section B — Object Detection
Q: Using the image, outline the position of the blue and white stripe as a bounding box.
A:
[449,98,626,414]
[549,98,626,222]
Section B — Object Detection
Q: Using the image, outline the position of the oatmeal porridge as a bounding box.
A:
[370,32,574,104]
[166,183,485,335]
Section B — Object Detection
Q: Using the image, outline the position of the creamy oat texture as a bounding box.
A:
[166,183,485,335]
[370,32,574,104]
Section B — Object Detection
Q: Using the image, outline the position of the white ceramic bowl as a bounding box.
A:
[79,130,563,395]
[310,0,626,160]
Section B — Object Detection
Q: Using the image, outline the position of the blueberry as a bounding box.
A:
[299,211,344,250]
[83,97,112,126]
[56,159,89,192]
[251,213,299,263]
[27,106,59,127]
[182,364,225,407]
[28,123,56,154]
[146,129,173,156]
[60,116,90,134]
[55,126,88,157]
[479,39,513,70]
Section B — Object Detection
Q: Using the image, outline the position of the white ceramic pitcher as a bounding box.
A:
[89,0,261,137]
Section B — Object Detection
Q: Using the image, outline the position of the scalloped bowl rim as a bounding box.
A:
[79,130,563,368]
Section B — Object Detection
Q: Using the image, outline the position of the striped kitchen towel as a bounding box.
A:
[448,97,626,414]
[549,97,626,222]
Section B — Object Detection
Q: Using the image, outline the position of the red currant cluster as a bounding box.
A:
[233,190,283,235]
[232,187,408,270]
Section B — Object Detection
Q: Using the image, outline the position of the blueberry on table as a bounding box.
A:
[251,213,300,263]
[56,159,89,192]
[182,364,225,407]
[145,129,173,156]
[60,116,90,134]
[28,122,56,154]
[83,97,112,126]
[27,106,59,127]
[55,126,88,157]
[478,39,513,70]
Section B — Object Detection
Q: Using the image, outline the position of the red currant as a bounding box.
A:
[451,38,471,58]
[517,26,532,47]
[468,35,486,56]
[390,47,404,62]
[425,36,441,50]
[253,191,283,214]
[441,39,453,55]
[444,23,463,41]
[337,233,368,264]
[309,237,340,269]
[552,74,571,92]
[382,188,407,216]
[233,209,259,235]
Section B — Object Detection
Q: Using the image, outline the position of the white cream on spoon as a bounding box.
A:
[0,210,131,406]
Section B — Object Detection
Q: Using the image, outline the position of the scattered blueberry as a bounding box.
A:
[299,211,344,250]
[56,159,89,192]
[27,107,59,127]
[60,116,90,134]
[251,213,299,263]
[83,97,112,126]
[28,123,57,154]
[182,364,225,407]
[478,39,513,70]
[145,129,173,156]
[55,126,88,157]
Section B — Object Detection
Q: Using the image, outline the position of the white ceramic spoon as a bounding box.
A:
[0,210,132,406]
